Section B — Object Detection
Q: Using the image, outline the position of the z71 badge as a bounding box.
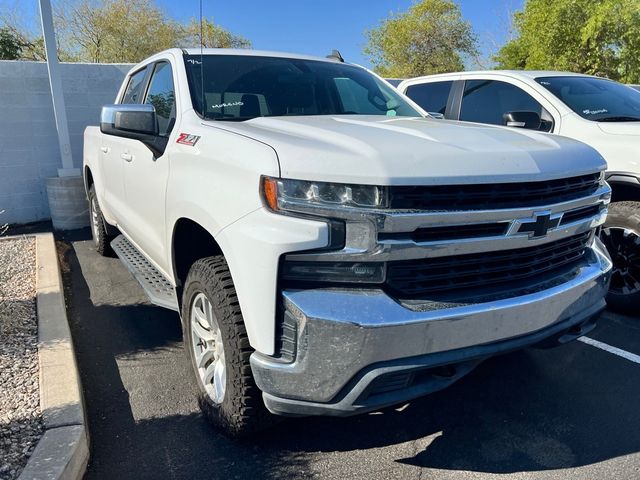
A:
[176,133,201,146]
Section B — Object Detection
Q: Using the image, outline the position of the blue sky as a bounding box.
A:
[161,0,524,66]
[2,0,524,67]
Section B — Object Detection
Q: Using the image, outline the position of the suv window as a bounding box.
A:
[460,80,551,131]
[144,62,176,137]
[121,67,148,104]
[404,81,453,115]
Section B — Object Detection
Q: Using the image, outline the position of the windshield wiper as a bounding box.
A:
[596,116,640,122]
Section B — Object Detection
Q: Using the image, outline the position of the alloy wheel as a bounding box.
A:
[90,197,100,246]
[190,292,226,404]
[600,227,640,295]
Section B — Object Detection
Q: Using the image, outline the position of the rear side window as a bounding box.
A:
[121,67,148,104]
[144,62,176,137]
[404,81,453,115]
[460,80,545,127]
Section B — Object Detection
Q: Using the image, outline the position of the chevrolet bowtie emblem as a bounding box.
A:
[515,212,563,238]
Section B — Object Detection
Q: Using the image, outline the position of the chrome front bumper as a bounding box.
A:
[250,239,612,416]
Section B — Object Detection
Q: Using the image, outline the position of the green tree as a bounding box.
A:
[363,0,478,77]
[1,0,249,63]
[179,19,251,49]
[494,0,640,83]
[63,0,180,63]
[0,24,48,61]
[0,26,22,59]
[61,0,250,63]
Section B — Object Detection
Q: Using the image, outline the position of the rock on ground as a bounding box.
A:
[0,237,43,480]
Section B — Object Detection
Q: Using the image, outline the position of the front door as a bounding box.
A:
[119,61,176,272]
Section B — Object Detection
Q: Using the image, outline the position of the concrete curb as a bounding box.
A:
[18,233,89,480]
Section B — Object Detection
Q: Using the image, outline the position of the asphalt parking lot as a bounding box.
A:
[59,229,640,480]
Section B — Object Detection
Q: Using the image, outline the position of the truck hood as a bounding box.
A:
[206,115,606,185]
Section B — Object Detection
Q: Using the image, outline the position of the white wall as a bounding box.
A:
[0,60,132,225]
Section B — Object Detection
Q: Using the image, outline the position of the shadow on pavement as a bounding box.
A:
[58,228,640,479]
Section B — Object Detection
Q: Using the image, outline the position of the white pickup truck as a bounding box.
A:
[84,48,612,436]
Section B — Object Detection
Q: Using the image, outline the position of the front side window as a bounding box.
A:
[121,67,148,104]
[404,81,453,115]
[536,76,640,122]
[460,79,551,131]
[183,54,422,121]
[144,62,176,137]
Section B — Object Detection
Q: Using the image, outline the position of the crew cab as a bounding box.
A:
[84,49,612,436]
[398,71,640,312]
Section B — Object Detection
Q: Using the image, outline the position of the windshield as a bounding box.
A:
[183,54,422,121]
[536,76,640,122]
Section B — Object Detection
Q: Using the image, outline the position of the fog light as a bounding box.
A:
[281,261,385,284]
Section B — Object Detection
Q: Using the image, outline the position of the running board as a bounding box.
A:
[111,235,179,311]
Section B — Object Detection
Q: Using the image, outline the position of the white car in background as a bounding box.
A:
[399,71,640,312]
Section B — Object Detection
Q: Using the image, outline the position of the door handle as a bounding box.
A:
[100,146,109,154]
[121,153,133,162]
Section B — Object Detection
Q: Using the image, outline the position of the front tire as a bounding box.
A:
[600,201,640,314]
[88,185,115,257]
[182,257,275,437]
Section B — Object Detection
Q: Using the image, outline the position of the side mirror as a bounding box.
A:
[100,104,167,157]
[503,111,541,130]
[100,104,158,138]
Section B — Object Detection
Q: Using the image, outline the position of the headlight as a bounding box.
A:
[262,176,388,212]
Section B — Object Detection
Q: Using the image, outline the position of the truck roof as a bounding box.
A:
[178,47,343,64]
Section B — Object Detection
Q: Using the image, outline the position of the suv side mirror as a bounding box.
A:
[100,104,167,157]
[503,111,541,130]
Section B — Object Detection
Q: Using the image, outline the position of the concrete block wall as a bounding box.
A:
[0,61,133,225]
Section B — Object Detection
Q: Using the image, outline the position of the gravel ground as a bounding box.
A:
[0,237,43,480]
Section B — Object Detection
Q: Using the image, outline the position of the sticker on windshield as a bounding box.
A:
[176,133,201,146]
[583,108,608,115]
[211,101,244,109]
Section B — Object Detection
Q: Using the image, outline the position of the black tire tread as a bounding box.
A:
[603,200,640,314]
[182,256,276,437]
[88,185,115,257]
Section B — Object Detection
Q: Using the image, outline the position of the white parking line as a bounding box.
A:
[578,336,640,365]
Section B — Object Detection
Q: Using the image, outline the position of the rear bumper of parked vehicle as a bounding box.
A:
[250,239,612,417]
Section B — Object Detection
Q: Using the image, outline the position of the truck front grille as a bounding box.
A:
[385,231,592,299]
[389,173,600,211]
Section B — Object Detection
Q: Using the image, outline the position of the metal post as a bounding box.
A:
[38,0,79,177]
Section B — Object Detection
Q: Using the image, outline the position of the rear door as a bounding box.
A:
[120,60,176,268]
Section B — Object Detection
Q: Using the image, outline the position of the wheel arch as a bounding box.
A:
[607,172,640,202]
[171,217,224,307]
[84,165,94,196]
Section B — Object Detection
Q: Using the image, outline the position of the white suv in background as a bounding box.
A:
[399,71,640,312]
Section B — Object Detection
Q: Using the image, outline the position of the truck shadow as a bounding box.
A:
[59,228,640,478]
[267,343,640,474]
